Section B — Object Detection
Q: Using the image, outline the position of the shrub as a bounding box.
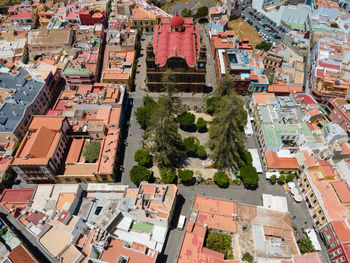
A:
[183,137,199,155]
[177,111,195,127]
[196,117,207,132]
[242,252,253,263]
[160,168,177,184]
[205,231,232,259]
[130,165,151,185]
[240,166,259,188]
[256,40,272,51]
[270,174,277,184]
[83,141,101,163]
[178,169,194,184]
[134,149,151,167]
[213,172,229,188]
[297,238,315,254]
[278,175,286,184]
[286,173,295,183]
[196,145,207,159]
[331,22,339,28]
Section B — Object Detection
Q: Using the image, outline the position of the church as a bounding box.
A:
[146,13,207,92]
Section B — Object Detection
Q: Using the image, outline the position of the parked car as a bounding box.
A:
[177,215,186,230]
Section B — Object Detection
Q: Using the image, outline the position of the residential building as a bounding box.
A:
[327,98,350,133]
[101,47,135,91]
[46,83,126,183]
[27,28,74,58]
[177,195,300,262]
[79,9,107,26]
[11,116,71,183]
[310,36,350,103]
[263,151,299,173]
[214,49,268,95]
[146,14,207,92]
[0,66,59,141]
[8,1,33,26]
[0,183,178,263]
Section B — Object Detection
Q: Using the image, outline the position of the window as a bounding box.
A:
[331,241,337,247]
[321,216,325,221]
[340,256,345,262]
[310,193,314,197]
[318,209,322,214]
[324,225,329,232]
[327,233,333,239]
[337,248,343,254]
[313,214,317,219]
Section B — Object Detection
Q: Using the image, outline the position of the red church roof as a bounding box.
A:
[153,17,199,67]
[170,12,184,27]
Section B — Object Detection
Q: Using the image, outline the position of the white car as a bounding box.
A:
[177,215,186,230]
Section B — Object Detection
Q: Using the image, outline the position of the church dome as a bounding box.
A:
[170,12,184,27]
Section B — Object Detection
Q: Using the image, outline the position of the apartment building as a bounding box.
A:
[327,98,350,133]
[11,116,71,183]
[0,66,59,141]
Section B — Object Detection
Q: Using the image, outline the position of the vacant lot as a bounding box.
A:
[228,18,263,47]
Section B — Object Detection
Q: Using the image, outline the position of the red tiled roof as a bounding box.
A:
[331,181,350,203]
[292,252,321,263]
[0,189,34,203]
[332,220,350,243]
[265,152,299,169]
[170,13,184,27]
[153,17,199,67]
[8,245,38,263]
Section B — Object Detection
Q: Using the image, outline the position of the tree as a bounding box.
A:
[213,172,229,188]
[136,96,157,129]
[256,41,272,51]
[177,111,195,128]
[196,145,207,159]
[130,165,151,185]
[331,22,339,28]
[286,173,295,183]
[205,96,219,116]
[278,175,286,184]
[205,231,232,258]
[297,238,315,254]
[134,149,151,167]
[193,6,209,19]
[148,96,185,169]
[242,252,253,263]
[242,151,253,166]
[208,92,248,171]
[214,74,234,97]
[240,166,259,188]
[270,174,277,184]
[196,117,207,132]
[178,169,194,184]
[183,137,199,155]
[181,8,192,17]
[83,141,101,163]
[160,168,177,184]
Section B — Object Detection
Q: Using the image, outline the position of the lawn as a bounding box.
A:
[228,18,263,47]
[131,222,154,234]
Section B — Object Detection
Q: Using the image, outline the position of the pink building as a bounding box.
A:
[328,98,350,133]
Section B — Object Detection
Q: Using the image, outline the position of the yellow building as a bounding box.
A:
[101,47,136,91]
[132,7,158,32]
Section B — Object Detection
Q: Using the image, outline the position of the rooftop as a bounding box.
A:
[100,238,157,263]
[12,116,66,166]
[0,188,34,204]
[8,244,38,263]
[0,67,46,133]
[265,151,299,169]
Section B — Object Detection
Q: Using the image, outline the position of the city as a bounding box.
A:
[0,0,348,262]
